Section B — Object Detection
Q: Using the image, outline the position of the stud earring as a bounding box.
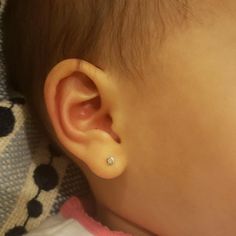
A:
[106,156,115,166]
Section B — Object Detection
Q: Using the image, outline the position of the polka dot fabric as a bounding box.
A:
[0,0,90,235]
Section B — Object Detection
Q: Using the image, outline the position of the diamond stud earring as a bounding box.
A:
[106,156,115,166]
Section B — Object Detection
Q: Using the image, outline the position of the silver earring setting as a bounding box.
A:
[106,156,115,166]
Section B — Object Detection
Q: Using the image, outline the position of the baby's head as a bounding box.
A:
[3,1,236,235]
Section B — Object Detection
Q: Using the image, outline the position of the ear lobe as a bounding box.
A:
[44,59,127,179]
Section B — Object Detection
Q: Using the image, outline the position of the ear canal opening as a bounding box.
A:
[74,96,121,144]
[107,115,121,144]
[85,94,121,144]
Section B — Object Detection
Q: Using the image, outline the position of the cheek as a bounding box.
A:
[120,66,236,230]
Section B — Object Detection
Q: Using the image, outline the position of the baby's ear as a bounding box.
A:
[44,59,127,179]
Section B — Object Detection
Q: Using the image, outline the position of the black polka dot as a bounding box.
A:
[5,226,27,236]
[33,164,59,191]
[0,107,15,137]
[27,199,43,218]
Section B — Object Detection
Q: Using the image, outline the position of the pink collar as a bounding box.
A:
[60,196,132,236]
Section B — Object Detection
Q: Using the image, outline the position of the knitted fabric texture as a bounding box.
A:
[0,0,90,235]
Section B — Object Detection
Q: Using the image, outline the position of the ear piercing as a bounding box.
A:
[106,156,115,166]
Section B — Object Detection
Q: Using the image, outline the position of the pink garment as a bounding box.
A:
[60,196,132,236]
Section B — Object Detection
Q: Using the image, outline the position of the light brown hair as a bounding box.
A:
[2,0,189,99]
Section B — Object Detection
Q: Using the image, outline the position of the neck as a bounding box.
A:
[95,203,155,236]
